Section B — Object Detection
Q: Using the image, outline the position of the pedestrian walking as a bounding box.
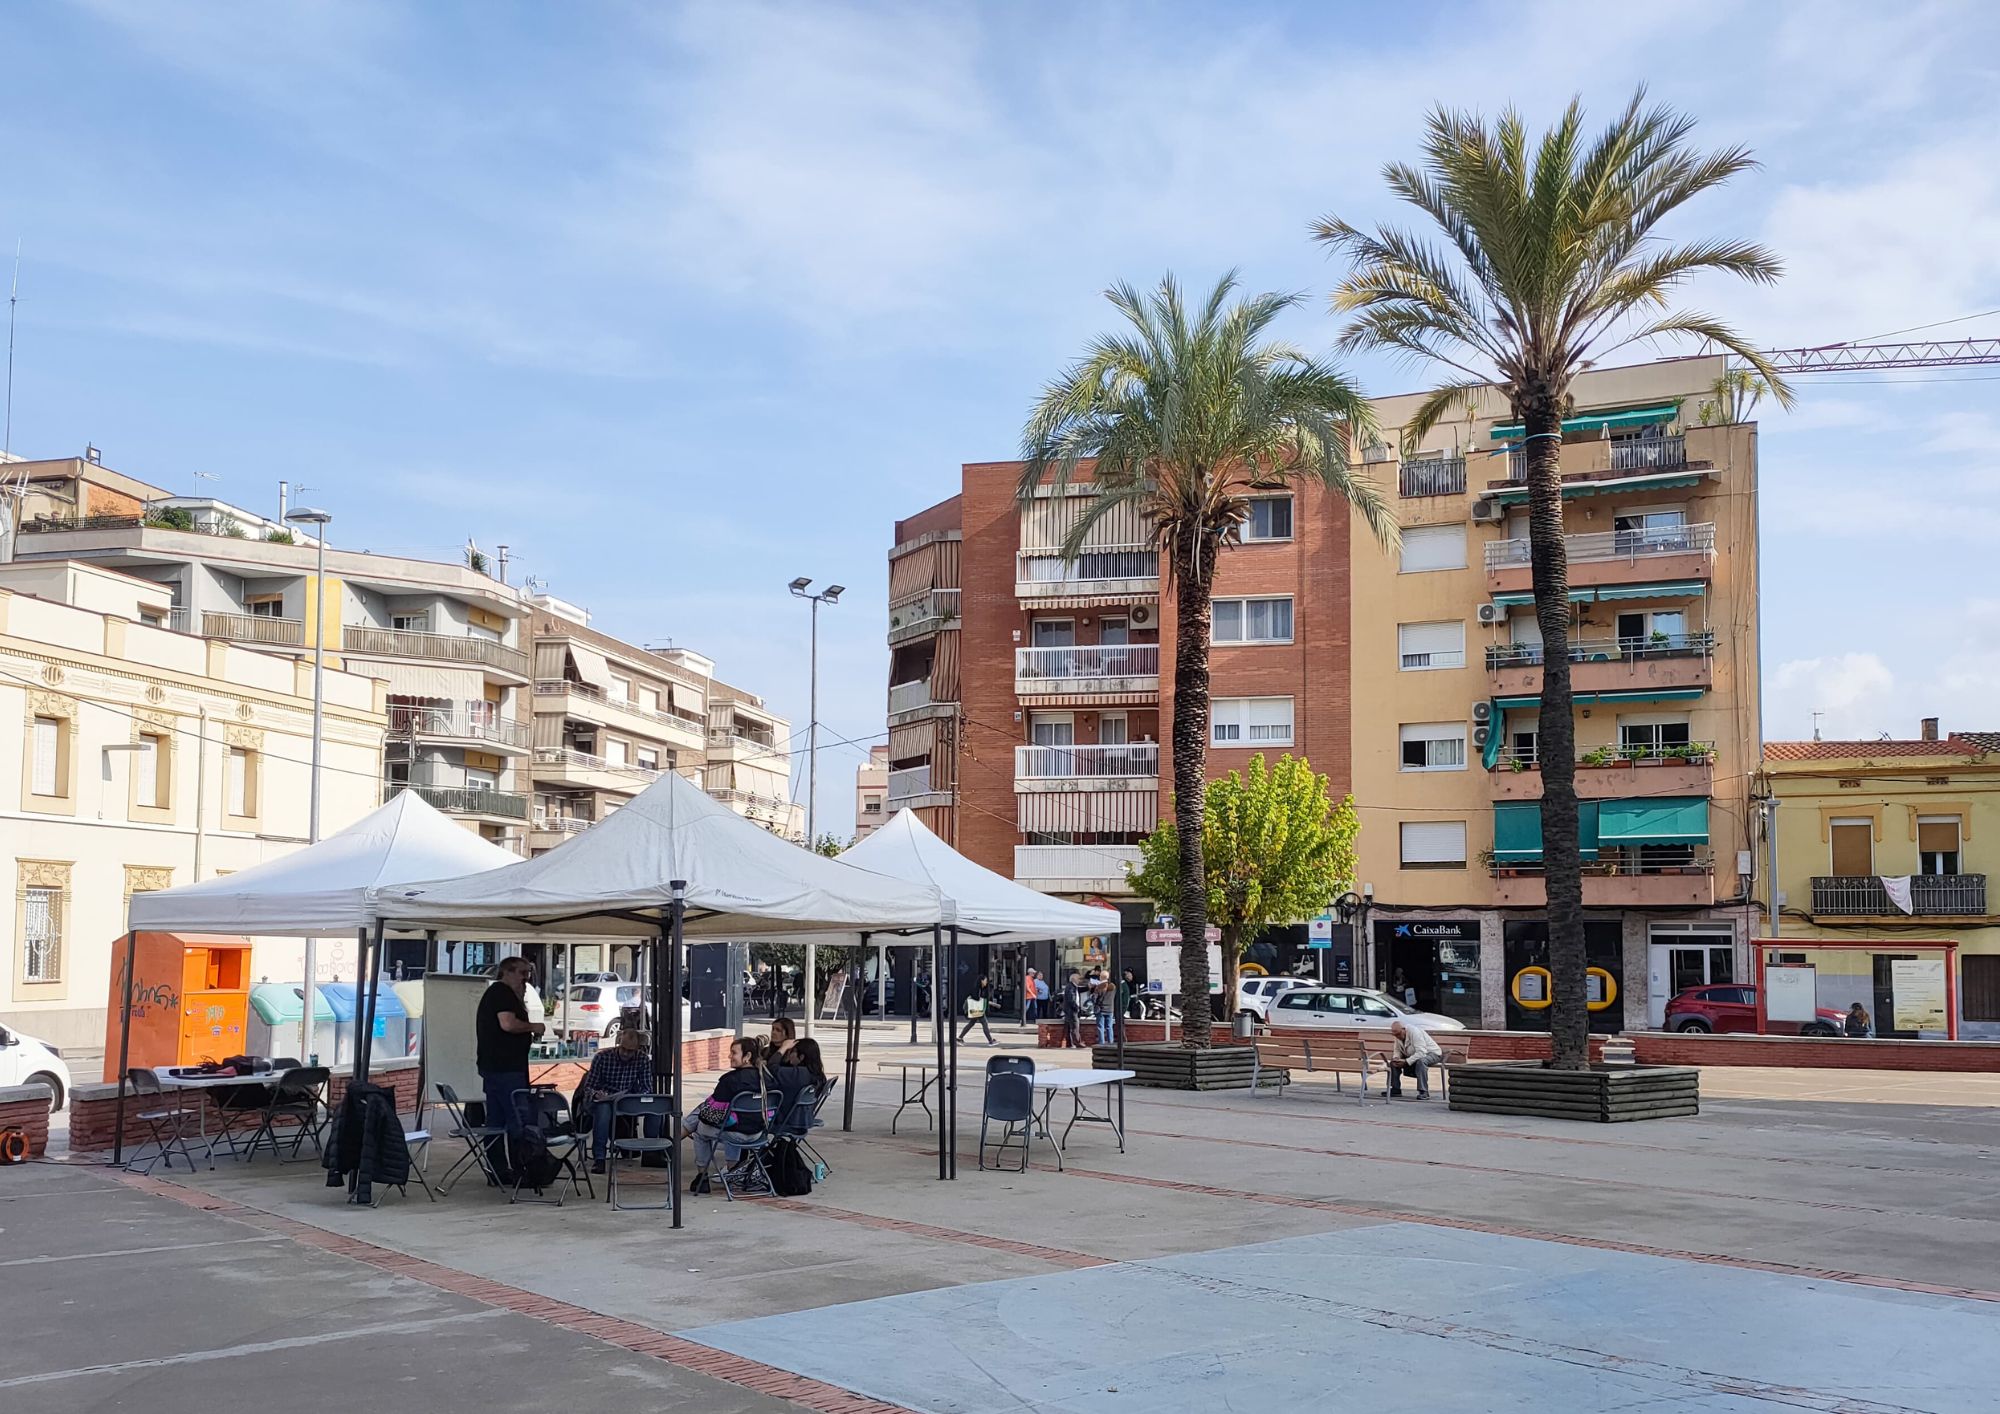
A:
[958,974,996,1044]
[1022,969,1041,1024]
[1092,970,1118,1047]
[1061,970,1087,1048]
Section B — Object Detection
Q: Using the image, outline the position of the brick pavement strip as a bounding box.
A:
[109,1169,923,1414]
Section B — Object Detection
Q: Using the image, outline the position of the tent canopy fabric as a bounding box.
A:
[760,810,1120,946]
[374,769,942,938]
[126,790,520,936]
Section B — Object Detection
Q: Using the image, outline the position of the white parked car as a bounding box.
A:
[0,1022,73,1110]
[1236,975,1312,1021]
[1266,986,1466,1032]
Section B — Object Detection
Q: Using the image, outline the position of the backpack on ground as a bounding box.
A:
[511,1125,565,1191]
[768,1137,813,1196]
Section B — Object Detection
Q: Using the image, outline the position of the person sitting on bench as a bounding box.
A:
[1386,1018,1442,1099]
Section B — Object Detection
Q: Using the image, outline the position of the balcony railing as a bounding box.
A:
[532,746,662,782]
[388,704,531,749]
[532,815,593,836]
[1015,743,1159,780]
[708,786,794,816]
[1016,644,1160,683]
[886,765,935,804]
[706,727,782,757]
[1610,434,1687,471]
[344,624,530,677]
[888,679,933,716]
[887,588,960,641]
[203,611,305,646]
[1486,632,1714,669]
[1013,843,1144,889]
[1494,848,1715,878]
[164,607,193,635]
[531,678,706,732]
[394,783,530,821]
[1016,545,1159,595]
[1495,741,1715,770]
[1399,456,1467,498]
[1810,875,1986,917]
[1486,522,1716,569]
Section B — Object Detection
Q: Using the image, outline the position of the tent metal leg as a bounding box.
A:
[112,929,138,1166]
[842,933,867,1132]
[667,888,686,1231]
[947,925,959,1180]
[932,926,946,1180]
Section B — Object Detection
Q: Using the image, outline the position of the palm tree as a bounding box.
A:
[1697,368,1770,425]
[1020,272,1395,1046]
[1315,91,1791,1068]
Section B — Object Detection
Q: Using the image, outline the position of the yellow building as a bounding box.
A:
[1349,355,1760,1031]
[1759,725,1998,1037]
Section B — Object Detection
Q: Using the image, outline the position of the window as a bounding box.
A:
[137,732,170,809]
[1400,723,1467,771]
[1212,697,1294,747]
[1098,712,1129,746]
[1212,597,1293,644]
[23,887,60,982]
[606,738,630,766]
[1244,496,1293,541]
[247,597,285,619]
[863,799,883,815]
[465,769,499,793]
[1098,617,1130,645]
[1354,996,1398,1020]
[1400,820,1467,867]
[1616,610,1688,650]
[1829,817,1873,877]
[1614,508,1688,554]
[636,748,660,772]
[1399,523,1466,573]
[611,673,635,704]
[1397,621,1465,671]
[226,747,258,818]
[392,612,431,633]
[640,686,661,715]
[31,716,62,797]
[1031,619,1075,647]
[1618,717,1692,754]
[1275,992,1317,1014]
[1918,817,1962,875]
[1029,712,1075,747]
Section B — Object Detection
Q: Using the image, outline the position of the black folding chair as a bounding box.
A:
[240,1067,330,1164]
[979,1071,1035,1172]
[125,1068,201,1175]
[507,1088,593,1206]
[433,1083,506,1195]
[606,1094,677,1211]
[715,1092,775,1200]
[986,1055,1035,1080]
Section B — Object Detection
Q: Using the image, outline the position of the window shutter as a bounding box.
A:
[137,735,159,807]
[1399,524,1467,572]
[1400,821,1467,864]
[227,749,249,816]
[31,718,59,796]
[1397,621,1465,668]
[1917,818,1960,854]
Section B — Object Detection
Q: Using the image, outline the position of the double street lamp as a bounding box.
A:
[285,506,332,1059]
[787,577,843,846]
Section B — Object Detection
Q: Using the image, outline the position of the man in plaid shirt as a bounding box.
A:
[581,1028,659,1172]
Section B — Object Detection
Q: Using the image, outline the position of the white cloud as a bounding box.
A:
[1766,620,2000,741]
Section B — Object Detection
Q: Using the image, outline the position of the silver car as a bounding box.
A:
[1266,986,1465,1032]
[1236,975,1312,1022]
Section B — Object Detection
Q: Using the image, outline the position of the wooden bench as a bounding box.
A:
[1253,1030,1471,1103]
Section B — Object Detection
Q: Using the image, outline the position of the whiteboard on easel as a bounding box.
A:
[1765,964,1818,1023]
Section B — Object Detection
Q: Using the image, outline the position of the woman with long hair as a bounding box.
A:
[685,1034,771,1194]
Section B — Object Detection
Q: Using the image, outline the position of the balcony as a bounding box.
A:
[344,624,530,679]
[1489,743,1715,800]
[1485,523,1716,595]
[1490,849,1717,908]
[388,704,531,752]
[531,746,662,793]
[1015,644,1160,702]
[532,680,706,744]
[887,588,960,646]
[1609,434,1688,472]
[1810,875,1987,919]
[1399,456,1467,498]
[393,782,530,822]
[1015,743,1159,788]
[1015,545,1159,603]
[203,611,305,647]
[1014,844,1144,895]
[1486,633,1713,698]
[706,727,784,762]
[886,765,948,807]
[888,679,934,720]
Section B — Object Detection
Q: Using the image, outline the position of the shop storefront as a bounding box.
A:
[1373,918,1483,1028]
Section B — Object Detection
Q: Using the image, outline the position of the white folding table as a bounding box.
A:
[153,1068,282,1165]
[1030,1067,1133,1170]
[875,1060,943,1134]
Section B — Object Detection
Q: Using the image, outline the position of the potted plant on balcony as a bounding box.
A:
[1579,746,1618,769]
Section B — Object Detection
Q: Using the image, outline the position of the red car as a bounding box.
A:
[1663,984,1845,1036]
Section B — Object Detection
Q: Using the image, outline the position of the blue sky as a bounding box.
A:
[5,0,1999,835]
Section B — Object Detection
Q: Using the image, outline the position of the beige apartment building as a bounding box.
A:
[853,743,890,840]
[704,677,804,842]
[0,560,384,1056]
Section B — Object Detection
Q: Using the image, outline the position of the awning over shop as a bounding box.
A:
[1489,581,1707,608]
[1598,796,1710,846]
[1490,405,1678,440]
[1491,801,1599,861]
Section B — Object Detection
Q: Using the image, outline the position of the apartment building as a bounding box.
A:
[889,355,1761,1031]
[9,457,535,853]
[1758,722,1997,1038]
[702,675,804,842]
[0,560,384,1053]
[853,744,890,840]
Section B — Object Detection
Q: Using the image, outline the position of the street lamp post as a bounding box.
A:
[286,506,333,1060]
[1335,890,1370,991]
[788,576,842,1040]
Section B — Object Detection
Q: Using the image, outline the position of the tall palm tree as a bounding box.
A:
[1315,91,1791,1068]
[1020,272,1395,1046]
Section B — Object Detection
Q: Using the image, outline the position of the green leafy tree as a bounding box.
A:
[1021,273,1393,1047]
[811,832,844,858]
[1128,754,1358,1018]
[1315,90,1790,1067]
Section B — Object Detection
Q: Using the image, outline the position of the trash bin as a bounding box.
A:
[393,979,425,1057]
[247,983,337,1063]
[319,982,409,1068]
[1232,1011,1255,1040]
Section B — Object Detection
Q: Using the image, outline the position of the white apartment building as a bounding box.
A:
[853,743,890,840]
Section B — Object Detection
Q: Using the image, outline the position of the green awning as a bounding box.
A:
[1592,581,1706,602]
[1494,688,1706,710]
[1492,802,1599,860]
[1490,405,1677,440]
[1598,797,1710,846]
[1490,472,1703,505]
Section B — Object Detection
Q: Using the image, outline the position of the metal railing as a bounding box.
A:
[1494,848,1715,877]
[1016,545,1159,591]
[886,765,934,803]
[887,588,961,638]
[1810,875,1986,917]
[1399,456,1467,498]
[706,727,782,756]
[532,815,593,836]
[532,746,662,782]
[1016,644,1160,682]
[1013,843,1144,885]
[1015,742,1159,779]
[1494,742,1717,770]
[531,678,705,731]
[888,679,933,716]
[344,624,530,677]
[388,704,531,749]
[394,783,530,820]
[1610,434,1687,471]
[164,607,193,635]
[202,611,305,646]
[709,786,794,815]
[1486,522,1716,569]
[1486,632,1714,669]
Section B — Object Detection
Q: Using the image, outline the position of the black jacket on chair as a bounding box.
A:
[322,1081,411,1203]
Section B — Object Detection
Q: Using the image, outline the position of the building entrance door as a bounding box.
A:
[1647,929,1735,1027]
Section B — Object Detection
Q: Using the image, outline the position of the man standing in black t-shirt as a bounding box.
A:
[477,957,543,1180]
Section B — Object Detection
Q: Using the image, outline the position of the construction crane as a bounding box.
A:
[1753,338,2000,372]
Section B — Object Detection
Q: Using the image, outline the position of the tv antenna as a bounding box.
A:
[1811,710,1824,742]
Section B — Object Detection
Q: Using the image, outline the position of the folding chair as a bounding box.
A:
[978,1071,1035,1172]
[125,1068,201,1175]
[985,1055,1035,1080]
[208,1079,277,1162]
[775,1083,831,1177]
[606,1094,677,1211]
[507,1089,593,1206]
[239,1067,330,1163]
[434,1083,506,1195]
[715,1092,775,1200]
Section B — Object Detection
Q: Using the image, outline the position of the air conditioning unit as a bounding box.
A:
[1471,497,1504,523]
[1472,724,1491,749]
[1129,604,1155,627]
[1471,701,1493,724]
[1475,602,1506,625]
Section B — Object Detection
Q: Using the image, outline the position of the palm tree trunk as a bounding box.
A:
[1171,539,1217,1048]
[1523,395,1589,1070]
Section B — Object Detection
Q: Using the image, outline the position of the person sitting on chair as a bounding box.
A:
[769,1036,827,1124]
[768,1014,798,1062]
[578,1026,658,1174]
[685,1036,771,1194]
[1386,1018,1442,1099]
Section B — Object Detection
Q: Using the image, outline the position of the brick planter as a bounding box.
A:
[0,1083,54,1158]
[1096,1042,1261,1090]
[1449,1062,1699,1123]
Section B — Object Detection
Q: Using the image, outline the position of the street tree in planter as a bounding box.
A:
[1128,754,1358,1021]
[1315,91,1789,1068]
[1021,274,1393,1047]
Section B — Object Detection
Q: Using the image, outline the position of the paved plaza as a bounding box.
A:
[6,1032,1999,1413]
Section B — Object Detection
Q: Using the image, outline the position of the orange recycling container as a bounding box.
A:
[103,933,255,1080]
